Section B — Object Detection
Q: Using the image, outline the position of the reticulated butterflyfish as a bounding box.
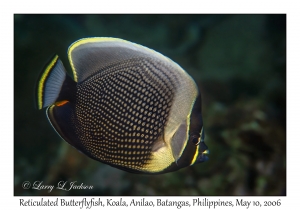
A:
[36,37,209,174]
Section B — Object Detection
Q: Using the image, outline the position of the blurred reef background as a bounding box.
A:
[14,14,286,196]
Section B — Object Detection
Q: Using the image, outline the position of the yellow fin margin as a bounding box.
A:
[37,55,59,109]
[67,37,176,82]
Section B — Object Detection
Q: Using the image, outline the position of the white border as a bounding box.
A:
[4,1,299,209]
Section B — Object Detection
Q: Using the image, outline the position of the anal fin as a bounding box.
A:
[46,102,83,153]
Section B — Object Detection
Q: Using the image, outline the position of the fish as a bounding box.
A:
[36,37,209,174]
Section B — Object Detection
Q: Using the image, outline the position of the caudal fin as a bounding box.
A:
[36,55,67,109]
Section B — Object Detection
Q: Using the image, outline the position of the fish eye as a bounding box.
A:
[191,135,200,145]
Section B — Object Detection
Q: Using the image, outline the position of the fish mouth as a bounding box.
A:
[202,149,209,155]
[201,149,209,161]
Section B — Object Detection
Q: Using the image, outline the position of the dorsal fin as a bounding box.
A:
[67,37,178,83]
